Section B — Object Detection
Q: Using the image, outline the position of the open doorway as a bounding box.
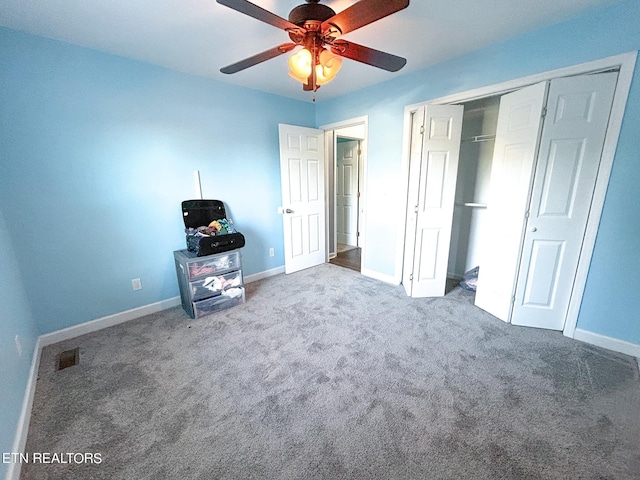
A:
[322,117,367,273]
[445,96,500,293]
[331,136,361,272]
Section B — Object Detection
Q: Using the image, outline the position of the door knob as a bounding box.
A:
[285,208,294,214]
[529,227,538,232]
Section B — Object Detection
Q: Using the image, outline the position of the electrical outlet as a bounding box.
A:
[131,278,142,291]
[15,335,22,356]
[269,248,275,257]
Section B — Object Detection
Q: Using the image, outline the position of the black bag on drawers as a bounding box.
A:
[182,200,245,256]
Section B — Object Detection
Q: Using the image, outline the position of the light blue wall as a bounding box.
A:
[316,0,640,345]
[0,209,39,480]
[0,28,315,336]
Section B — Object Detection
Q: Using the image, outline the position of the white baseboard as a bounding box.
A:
[6,339,43,480]
[573,328,640,358]
[39,296,181,347]
[361,267,400,285]
[38,266,285,348]
[244,266,285,284]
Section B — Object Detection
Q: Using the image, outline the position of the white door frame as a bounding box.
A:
[320,116,368,270]
[399,51,637,339]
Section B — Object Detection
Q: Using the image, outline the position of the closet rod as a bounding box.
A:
[461,134,496,143]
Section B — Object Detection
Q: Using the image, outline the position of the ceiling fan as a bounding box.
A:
[217,0,410,92]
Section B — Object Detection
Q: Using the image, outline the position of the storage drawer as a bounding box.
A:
[189,270,243,302]
[192,287,245,318]
[186,251,241,279]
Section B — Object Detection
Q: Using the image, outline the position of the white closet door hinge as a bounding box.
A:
[409,273,414,281]
[420,125,425,134]
[541,107,547,118]
[414,205,419,213]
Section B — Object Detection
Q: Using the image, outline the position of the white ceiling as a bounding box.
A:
[0,0,619,102]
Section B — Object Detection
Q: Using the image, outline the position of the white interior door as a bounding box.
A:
[512,72,618,330]
[336,140,359,246]
[474,82,548,321]
[278,124,326,274]
[403,104,464,298]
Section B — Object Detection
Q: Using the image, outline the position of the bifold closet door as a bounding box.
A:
[403,105,463,298]
[511,72,617,330]
[474,82,548,321]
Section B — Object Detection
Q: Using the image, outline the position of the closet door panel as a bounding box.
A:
[537,138,586,217]
[474,82,547,322]
[404,105,464,298]
[402,108,427,296]
[520,239,565,307]
[512,72,618,330]
[417,229,440,280]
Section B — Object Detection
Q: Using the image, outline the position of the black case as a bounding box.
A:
[182,200,245,256]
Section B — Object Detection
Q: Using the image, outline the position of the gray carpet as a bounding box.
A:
[21,263,640,479]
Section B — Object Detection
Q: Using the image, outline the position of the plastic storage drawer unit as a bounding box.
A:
[189,270,243,302]
[193,288,245,318]
[184,251,241,279]
[174,249,245,319]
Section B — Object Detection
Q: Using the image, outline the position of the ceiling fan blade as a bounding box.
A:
[330,40,406,72]
[220,43,297,74]
[216,0,301,32]
[321,0,409,36]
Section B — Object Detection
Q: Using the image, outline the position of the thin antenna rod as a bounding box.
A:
[194,170,203,199]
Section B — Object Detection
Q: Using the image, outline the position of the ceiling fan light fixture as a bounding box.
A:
[288,48,313,79]
[288,47,342,88]
[288,70,309,84]
[315,48,342,85]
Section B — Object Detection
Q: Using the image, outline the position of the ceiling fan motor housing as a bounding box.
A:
[288,0,336,26]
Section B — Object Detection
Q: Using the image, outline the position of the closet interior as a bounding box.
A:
[447,96,500,284]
